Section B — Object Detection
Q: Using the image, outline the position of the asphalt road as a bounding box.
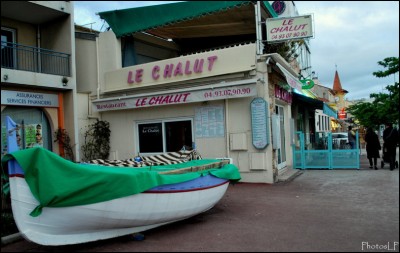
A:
[2,149,399,252]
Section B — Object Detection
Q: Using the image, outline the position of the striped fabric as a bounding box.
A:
[88,149,203,167]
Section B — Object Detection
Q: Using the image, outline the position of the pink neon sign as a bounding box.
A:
[127,56,218,84]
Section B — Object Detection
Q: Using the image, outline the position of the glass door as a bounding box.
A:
[275,105,286,169]
[1,27,16,69]
[1,107,52,157]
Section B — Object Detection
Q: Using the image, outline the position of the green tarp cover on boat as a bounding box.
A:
[1,148,241,217]
[98,1,277,37]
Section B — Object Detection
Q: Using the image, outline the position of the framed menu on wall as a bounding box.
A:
[250,97,270,149]
[195,106,224,138]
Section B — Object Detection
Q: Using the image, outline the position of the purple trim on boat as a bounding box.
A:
[8,160,24,177]
[145,174,228,193]
[7,159,229,193]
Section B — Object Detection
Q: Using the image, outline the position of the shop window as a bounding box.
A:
[138,123,163,153]
[1,107,52,157]
[137,119,193,154]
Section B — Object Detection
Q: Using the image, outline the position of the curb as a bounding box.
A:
[1,233,23,246]
[277,169,303,183]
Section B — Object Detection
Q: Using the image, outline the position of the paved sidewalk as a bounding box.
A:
[2,149,399,252]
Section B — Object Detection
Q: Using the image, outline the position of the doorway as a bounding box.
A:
[275,105,286,169]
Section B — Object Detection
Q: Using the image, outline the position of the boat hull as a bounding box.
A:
[3,116,237,245]
[9,174,229,246]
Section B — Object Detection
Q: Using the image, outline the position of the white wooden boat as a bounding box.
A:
[3,116,240,246]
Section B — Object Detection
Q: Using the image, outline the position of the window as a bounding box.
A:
[121,34,180,68]
[1,107,52,157]
[297,113,303,132]
[315,109,330,132]
[1,27,16,69]
[138,123,163,153]
[137,119,193,154]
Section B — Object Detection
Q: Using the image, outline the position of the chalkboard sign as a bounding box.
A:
[250,97,269,149]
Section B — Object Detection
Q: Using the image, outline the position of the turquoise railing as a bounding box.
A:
[293,131,360,170]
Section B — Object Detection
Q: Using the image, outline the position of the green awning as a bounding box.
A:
[323,103,338,119]
[293,91,323,109]
[98,1,277,38]
[293,92,338,119]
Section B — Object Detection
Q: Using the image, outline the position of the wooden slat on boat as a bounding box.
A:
[158,159,230,175]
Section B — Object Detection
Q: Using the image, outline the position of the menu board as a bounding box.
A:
[251,98,269,149]
[195,106,224,138]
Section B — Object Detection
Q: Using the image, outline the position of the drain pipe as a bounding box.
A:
[254,1,264,57]
[96,36,100,100]
[225,98,230,158]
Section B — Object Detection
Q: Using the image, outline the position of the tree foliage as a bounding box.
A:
[54,128,75,162]
[347,57,399,129]
[372,57,399,77]
[81,120,111,161]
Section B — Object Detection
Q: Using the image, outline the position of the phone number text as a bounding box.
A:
[203,87,252,98]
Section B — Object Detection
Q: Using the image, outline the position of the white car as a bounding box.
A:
[332,132,350,149]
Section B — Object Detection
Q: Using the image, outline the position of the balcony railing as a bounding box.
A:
[1,41,71,77]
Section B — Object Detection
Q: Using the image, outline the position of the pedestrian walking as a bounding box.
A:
[382,122,399,170]
[347,126,356,149]
[364,127,380,170]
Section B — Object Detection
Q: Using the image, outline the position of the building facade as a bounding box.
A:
[1,1,331,184]
[84,36,299,183]
[1,1,79,160]
[73,1,330,183]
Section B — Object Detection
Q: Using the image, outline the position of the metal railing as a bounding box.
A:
[293,131,360,170]
[1,41,70,76]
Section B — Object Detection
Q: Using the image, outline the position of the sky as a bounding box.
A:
[73,1,399,100]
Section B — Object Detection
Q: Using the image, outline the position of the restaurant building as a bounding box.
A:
[73,1,323,183]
